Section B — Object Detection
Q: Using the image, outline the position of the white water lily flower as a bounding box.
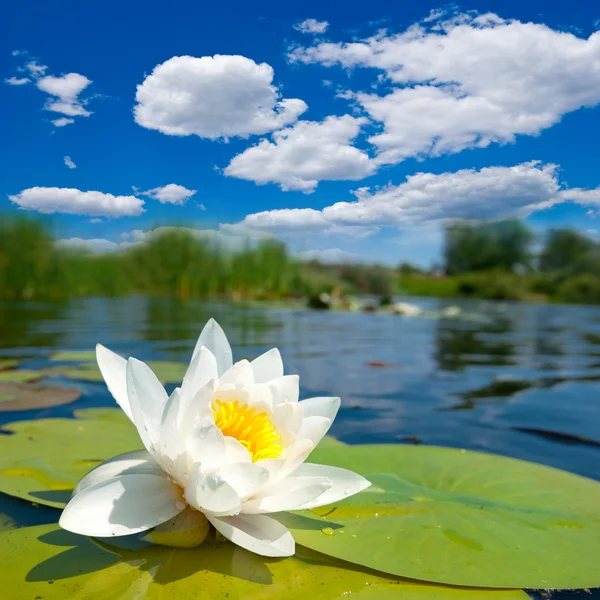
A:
[59,319,370,557]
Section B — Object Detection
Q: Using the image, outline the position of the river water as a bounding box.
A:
[1,296,599,598]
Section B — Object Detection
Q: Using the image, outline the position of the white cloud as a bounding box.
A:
[297,248,361,263]
[55,238,138,253]
[560,187,600,205]
[225,115,376,192]
[134,55,307,139]
[52,117,74,127]
[8,187,145,217]
[12,49,27,56]
[236,162,566,236]
[37,73,92,117]
[138,183,197,205]
[294,19,329,34]
[64,156,76,169]
[290,12,600,165]
[25,60,47,78]
[5,76,30,85]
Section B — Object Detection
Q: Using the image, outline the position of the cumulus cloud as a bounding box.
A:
[290,11,600,165]
[225,115,376,192]
[296,248,361,263]
[235,162,569,236]
[25,60,47,78]
[9,187,144,217]
[294,19,329,34]
[37,73,92,117]
[137,183,197,205]
[55,238,138,253]
[4,76,30,85]
[52,117,74,127]
[6,54,93,125]
[64,156,76,169]
[134,55,307,139]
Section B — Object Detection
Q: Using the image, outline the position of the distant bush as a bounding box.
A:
[456,270,529,301]
[556,274,600,304]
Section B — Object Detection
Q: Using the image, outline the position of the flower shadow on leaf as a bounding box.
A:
[26,527,274,587]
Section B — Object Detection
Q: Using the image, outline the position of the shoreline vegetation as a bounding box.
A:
[2,215,600,306]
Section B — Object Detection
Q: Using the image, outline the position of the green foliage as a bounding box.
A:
[539,229,595,273]
[444,221,533,276]
[397,275,460,297]
[556,273,600,304]
[456,270,530,301]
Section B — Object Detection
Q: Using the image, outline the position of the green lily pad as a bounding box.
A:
[0,524,528,600]
[286,444,600,589]
[0,409,140,508]
[0,359,19,371]
[0,370,43,383]
[0,383,81,412]
[49,350,97,362]
[58,360,188,384]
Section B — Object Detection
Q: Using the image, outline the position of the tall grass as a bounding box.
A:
[0,216,322,301]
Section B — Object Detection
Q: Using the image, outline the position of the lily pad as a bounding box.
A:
[0,383,81,412]
[0,524,528,600]
[0,369,43,383]
[0,408,140,508]
[0,359,19,371]
[287,445,600,589]
[57,360,188,384]
[49,350,96,362]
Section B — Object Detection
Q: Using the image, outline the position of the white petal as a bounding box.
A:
[219,359,254,387]
[192,318,233,377]
[208,514,295,557]
[158,388,187,479]
[273,402,304,444]
[300,396,340,421]
[242,476,331,514]
[73,450,159,495]
[185,465,241,517]
[126,358,169,454]
[269,375,299,405]
[290,464,371,509]
[179,379,216,440]
[244,383,274,412]
[276,438,314,482]
[250,348,284,383]
[297,416,332,447]
[60,473,184,537]
[186,420,225,472]
[179,346,218,421]
[224,437,252,463]
[96,344,133,421]
[217,463,269,499]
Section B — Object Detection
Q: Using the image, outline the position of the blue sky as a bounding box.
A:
[2,0,600,266]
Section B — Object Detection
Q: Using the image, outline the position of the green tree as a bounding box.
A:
[539,229,595,273]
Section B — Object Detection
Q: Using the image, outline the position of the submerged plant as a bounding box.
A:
[59,319,370,556]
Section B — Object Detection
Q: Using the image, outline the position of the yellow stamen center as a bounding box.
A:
[212,399,282,462]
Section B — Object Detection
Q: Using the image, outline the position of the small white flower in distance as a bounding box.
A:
[59,319,370,557]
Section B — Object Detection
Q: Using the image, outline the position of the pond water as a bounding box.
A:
[1,296,599,598]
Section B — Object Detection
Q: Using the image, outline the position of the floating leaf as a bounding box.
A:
[0,383,80,412]
[0,370,43,383]
[0,409,140,508]
[0,524,528,600]
[0,409,343,509]
[49,350,96,362]
[57,360,188,384]
[287,444,600,589]
[0,359,19,371]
